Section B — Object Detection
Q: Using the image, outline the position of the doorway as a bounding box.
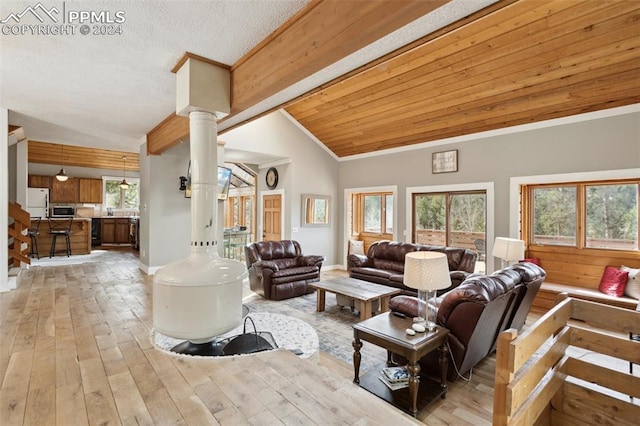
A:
[261,191,284,241]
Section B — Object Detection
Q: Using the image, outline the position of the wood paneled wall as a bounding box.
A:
[526,245,640,289]
[28,141,140,171]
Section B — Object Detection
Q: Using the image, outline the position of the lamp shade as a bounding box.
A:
[492,237,525,261]
[403,251,451,291]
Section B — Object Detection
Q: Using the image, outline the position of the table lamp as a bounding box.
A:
[403,251,452,331]
[492,237,525,269]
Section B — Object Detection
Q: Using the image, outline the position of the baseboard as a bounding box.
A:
[322,264,344,271]
[139,262,162,276]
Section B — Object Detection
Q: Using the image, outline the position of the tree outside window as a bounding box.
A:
[104,178,139,210]
[529,181,638,251]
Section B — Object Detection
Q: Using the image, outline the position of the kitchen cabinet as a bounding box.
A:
[79,178,103,203]
[101,218,131,244]
[28,175,51,189]
[50,177,79,203]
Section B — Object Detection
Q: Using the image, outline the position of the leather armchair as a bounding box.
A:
[244,240,324,300]
[389,262,545,381]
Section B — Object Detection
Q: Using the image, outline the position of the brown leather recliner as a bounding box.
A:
[389,262,545,381]
[244,240,324,301]
[347,240,478,295]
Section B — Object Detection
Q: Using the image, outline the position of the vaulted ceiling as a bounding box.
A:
[283,0,640,158]
[3,0,640,162]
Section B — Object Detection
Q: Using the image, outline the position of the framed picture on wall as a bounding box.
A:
[432,150,458,173]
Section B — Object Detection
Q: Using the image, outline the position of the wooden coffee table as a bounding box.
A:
[353,312,449,417]
[308,276,401,320]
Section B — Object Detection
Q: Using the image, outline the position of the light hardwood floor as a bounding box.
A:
[0,250,524,425]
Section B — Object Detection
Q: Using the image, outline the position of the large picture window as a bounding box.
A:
[527,180,638,251]
[412,191,486,250]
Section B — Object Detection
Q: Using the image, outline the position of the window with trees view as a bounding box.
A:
[103,178,139,210]
[352,192,394,235]
[528,180,638,251]
[412,191,486,249]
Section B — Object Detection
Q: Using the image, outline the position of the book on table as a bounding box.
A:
[379,366,409,390]
[378,374,408,391]
[382,366,409,383]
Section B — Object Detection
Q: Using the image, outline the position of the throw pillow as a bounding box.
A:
[349,239,365,255]
[598,266,628,297]
[520,257,541,266]
[621,265,640,299]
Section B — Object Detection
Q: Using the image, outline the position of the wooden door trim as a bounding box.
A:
[260,189,285,242]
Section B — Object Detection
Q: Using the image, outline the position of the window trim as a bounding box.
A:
[510,169,640,238]
[343,185,397,266]
[523,179,639,253]
[407,182,495,267]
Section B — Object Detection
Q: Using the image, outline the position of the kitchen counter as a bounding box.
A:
[31,217,92,256]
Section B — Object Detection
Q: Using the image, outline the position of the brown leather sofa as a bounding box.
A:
[244,240,324,301]
[389,262,545,381]
[347,241,478,295]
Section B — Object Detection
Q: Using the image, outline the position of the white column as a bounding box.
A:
[188,111,219,249]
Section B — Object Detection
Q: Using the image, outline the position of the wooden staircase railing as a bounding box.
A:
[8,202,30,267]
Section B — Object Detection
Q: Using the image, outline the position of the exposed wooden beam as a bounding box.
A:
[28,141,140,171]
[147,0,451,155]
[230,0,450,114]
[146,113,189,155]
[171,52,231,74]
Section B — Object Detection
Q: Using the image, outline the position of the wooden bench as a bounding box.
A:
[493,296,640,425]
[534,281,638,311]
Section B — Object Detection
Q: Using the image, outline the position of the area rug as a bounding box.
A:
[30,249,109,267]
[242,286,387,373]
[151,312,319,361]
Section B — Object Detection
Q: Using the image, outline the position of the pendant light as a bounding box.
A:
[120,156,129,189]
[55,144,68,181]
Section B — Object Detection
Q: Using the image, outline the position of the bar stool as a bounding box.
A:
[28,216,42,259]
[49,217,73,257]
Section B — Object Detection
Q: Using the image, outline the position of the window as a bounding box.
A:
[350,192,393,238]
[224,195,254,231]
[354,192,394,235]
[526,180,638,251]
[532,186,576,246]
[103,177,139,210]
[412,191,486,248]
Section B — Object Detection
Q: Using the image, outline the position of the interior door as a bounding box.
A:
[262,194,282,241]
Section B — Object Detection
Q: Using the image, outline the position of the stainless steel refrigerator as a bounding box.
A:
[26,187,49,218]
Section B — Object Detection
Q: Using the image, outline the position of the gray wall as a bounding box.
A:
[223,111,340,264]
[138,109,639,272]
[140,142,191,271]
[140,110,341,271]
[338,111,640,265]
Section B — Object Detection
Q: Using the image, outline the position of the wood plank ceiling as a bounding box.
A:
[28,141,140,172]
[284,0,640,158]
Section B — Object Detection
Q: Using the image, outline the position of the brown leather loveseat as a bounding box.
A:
[347,240,478,295]
[389,262,545,381]
[244,240,324,301]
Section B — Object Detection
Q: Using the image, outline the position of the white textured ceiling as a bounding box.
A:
[0,0,494,155]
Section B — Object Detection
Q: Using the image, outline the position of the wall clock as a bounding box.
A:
[266,167,279,189]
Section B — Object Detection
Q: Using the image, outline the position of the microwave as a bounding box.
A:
[51,206,76,217]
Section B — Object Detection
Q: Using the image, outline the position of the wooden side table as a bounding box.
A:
[353,312,449,417]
